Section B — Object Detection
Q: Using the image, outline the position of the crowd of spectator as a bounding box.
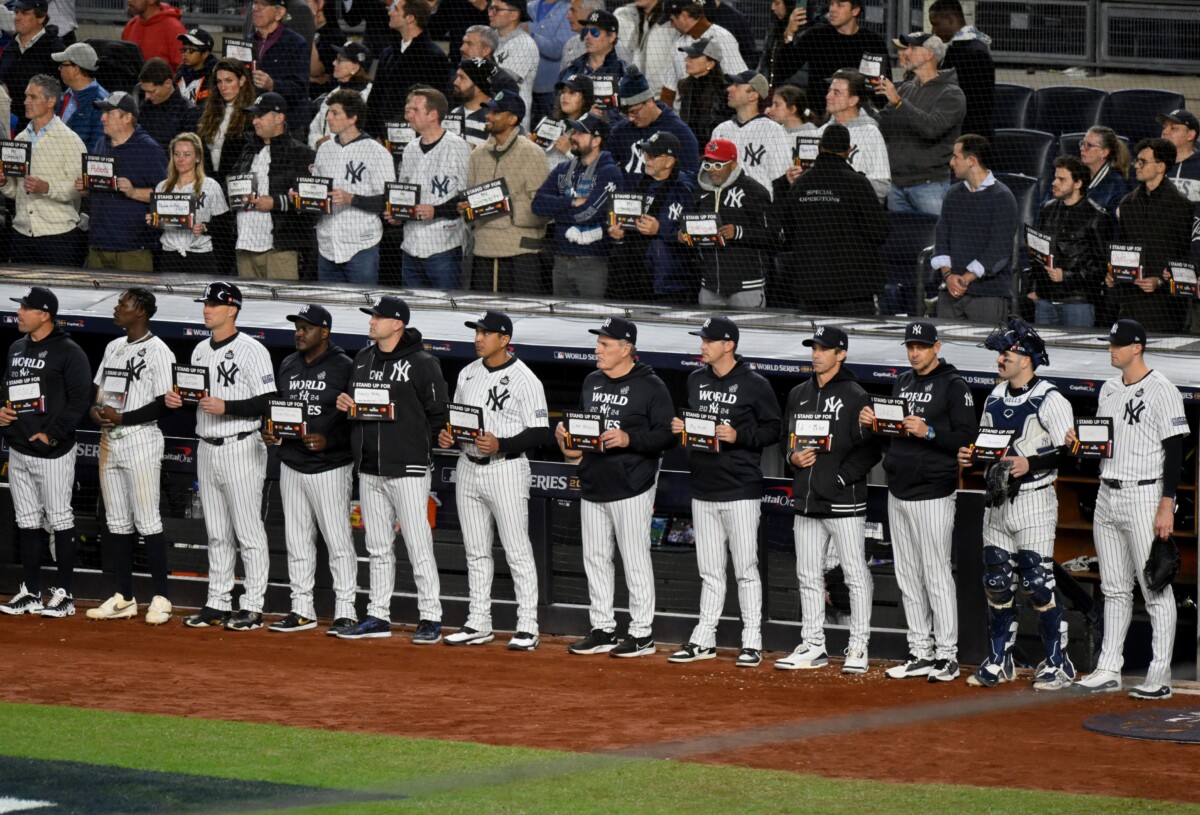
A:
[0,0,1198,332]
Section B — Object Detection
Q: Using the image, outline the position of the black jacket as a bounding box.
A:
[276,344,354,474]
[1032,196,1113,303]
[880,361,978,501]
[1,328,91,459]
[943,38,994,141]
[233,131,316,252]
[691,165,774,295]
[1116,179,1194,332]
[781,366,879,517]
[677,71,727,146]
[577,362,676,502]
[0,26,64,129]
[138,91,200,154]
[368,33,452,138]
[255,25,311,130]
[780,152,889,310]
[349,328,448,478]
[683,357,781,502]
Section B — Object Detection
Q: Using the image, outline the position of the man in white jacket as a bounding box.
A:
[817,69,891,202]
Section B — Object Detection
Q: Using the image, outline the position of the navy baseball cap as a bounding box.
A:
[803,325,849,351]
[178,27,215,50]
[1102,319,1147,347]
[11,286,58,317]
[465,310,513,336]
[567,113,609,139]
[636,131,681,157]
[589,316,637,343]
[333,40,372,66]
[1157,109,1199,134]
[903,321,938,345]
[482,89,526,120]
[94,90,139,117]
[244,92,288,115]
[194,281,242,308]
[287,304,332,329]
[361,295,410,323]
[555,73,594,95]
[13,0,48,11]
[689,316,738,343]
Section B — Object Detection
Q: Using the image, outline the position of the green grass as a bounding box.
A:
[0,703,1195,815]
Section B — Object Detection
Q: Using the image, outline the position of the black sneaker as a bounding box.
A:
[927,659,961,683]
[0,584,42,615]
[41,587,75,618]
[611,634,655,658]
[327,617,357,637]
[668,642,716,663]
[184,606,231,628]
[567,628,618,655]
[224,610,264,631]
[269,612,317,633]
[413,619,442,644]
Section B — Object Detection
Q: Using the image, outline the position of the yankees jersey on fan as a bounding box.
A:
[312,133,395,263]
[450,105,489,147]
[710,115,791,200]
[980,377,1074,489]
[191,332,276,438]
[452,356,549,458]
[494,29,538,128]
[398,130,470,260]
[154,176,230,255]
[1098,370,1189,482]
[93,333,176,417]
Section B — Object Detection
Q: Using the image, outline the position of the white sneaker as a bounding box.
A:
[885,653,935,679]
[145,596,173,626]
[775,643,829,670]
[87,593,138,620]
[443,626,495,646]
[842,647,869,675]
[41,587,75,618]
[1074,669,1121,693]
[1129,682,1172,701]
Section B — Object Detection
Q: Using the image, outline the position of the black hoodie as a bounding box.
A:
[780,365,879,516]
[276,344,355,474]
[577,361,676,502]
[683,356,781,501]
[2,327,91,459]
[348,328,449,478]
[879,360,979,501]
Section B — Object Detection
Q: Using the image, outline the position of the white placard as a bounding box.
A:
[354,386,390,405]
[592,78,614,98]
[8,381,40,401]
[87,159,114,177]
[1111,249,1141,268]
[687,217,718,236]
[795,418,830,436]
[157,197,191,216]
[612,197,643,215]
[298,181,329,199]
[1078,423,1110,443]
[569,416,601,436]
[271,404,304,423]
[2,146,25,162]
[449,407,481,429]
[873,401,905,422]
[975,431,1011,448]
[1027,232,1051,255]
[102,373,128,393]
[175,371,206,390]
[227,176,254,197]
[684,415,716,436]
[469,184,504,207]
[1170,264,1197,284]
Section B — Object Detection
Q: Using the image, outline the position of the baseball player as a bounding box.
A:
[860,321,978,683]
[0,287,91,618]
[1073,320,1189,700]
[667,317,780,668]
[437,311,553,650]
[165,281,276,632]
[86,288,177,625]
[335,296,449,643]
[555,317,676,657]
[262,304,359,636]
[776,326,881,673]
[958,317,1076,690]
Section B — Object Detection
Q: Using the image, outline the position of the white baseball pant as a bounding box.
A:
[457,456,539,635]
[280,462,358,621]
[360,470,442,623]
[1093,482,1176,687]
[9,447,76,531]
[889,495,958,660]
[983,486,1057,558]
[99,426,164,535]
[794,514,873,651]
[198,435,269,613]
[581,488,656,638]
[688,498,762,650]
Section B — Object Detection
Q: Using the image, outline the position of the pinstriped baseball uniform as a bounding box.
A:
[192,332,276,613]
[94,333,176,536]
[1093,370,1189,687]
[451,355,549,635]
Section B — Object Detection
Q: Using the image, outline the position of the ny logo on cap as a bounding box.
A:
[254,96,264,105]
[912,324,922,335]
[300,305,311,315]
[24,288,34,299]
[1111,323,1119,333]
[648,133,661,143]
[816,327,825,336]
[602,318,612,328]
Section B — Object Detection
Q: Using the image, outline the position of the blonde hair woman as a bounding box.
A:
[151,133,230,274]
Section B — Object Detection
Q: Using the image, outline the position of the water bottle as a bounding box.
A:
[190,480,204,520]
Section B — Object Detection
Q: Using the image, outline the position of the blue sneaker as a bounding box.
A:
[413,619,442,644]
[337,616,392,639]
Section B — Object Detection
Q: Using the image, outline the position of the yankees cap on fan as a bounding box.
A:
[689,316,739,343]
[903,321,938,344]
[1101,318,1147,347]
[803,325,849,350]
[636,131,681,157]
[286,304,332,328]
[194,281,242,307]
[465,310,513,336]
[589,316,637,344]
[361,295,410,323]
[244,92,288,115]
[11,286,58,317]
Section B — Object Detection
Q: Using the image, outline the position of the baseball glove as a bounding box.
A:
[1143,535,1181,593]
[984,460,1016,508]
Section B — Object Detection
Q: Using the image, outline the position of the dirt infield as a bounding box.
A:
[1,614,1194,803]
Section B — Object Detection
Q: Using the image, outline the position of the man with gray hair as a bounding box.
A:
[0,0,64,131]
[878,32,966,216]
[462,22,500,59]
[2,75,87,265]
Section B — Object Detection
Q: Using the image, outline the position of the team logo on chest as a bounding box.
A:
[217,360,239,386]
[390,360,411,382]
[1124,399,1146,425]
[743,144,766,166]
[125,356,147,381]
[723,187,745,208]
[823,395,843,420]
[431,175,452,197]
[486,386,511,411]
[344,161,367,184]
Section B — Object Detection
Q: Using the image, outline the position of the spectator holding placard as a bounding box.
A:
[151,133,230,274]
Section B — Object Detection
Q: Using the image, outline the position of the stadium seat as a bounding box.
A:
[1102,88,1186,143]
[991,83,1035,130]
[990,129,1057,197]
[997,173,1042,307]
[1031,86,1107,137]
[878,212,939,316]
